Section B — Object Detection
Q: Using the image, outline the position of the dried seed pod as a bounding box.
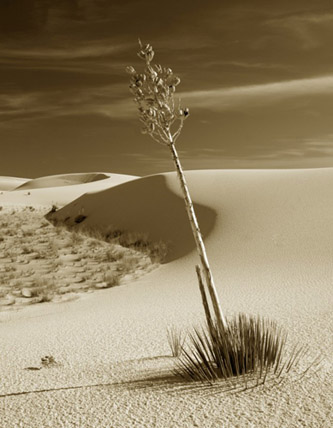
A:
[125,66,136,74]
[172,76,181,86]
[147,51,154,62]
[137,51,146,60]
[143,44,152,53]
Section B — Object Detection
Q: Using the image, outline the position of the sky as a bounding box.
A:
[1,0,333,178]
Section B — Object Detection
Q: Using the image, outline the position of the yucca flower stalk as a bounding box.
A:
[127,40,226,329]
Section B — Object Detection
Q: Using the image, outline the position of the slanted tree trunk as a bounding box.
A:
[128,41,227,330]
[169,141,227,328]
[196,265,214,331]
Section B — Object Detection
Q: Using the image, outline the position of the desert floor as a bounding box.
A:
[0,169,332,428]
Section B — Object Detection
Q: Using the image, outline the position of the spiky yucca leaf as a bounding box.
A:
[175,314,304,385]
[167,326,186,357]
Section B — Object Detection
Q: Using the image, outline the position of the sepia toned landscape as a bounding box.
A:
[1,1,333,427]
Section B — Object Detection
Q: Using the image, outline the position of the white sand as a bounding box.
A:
[0,168,332,427]
[0,176,29,191]
[14,172,117,190]
[0,172,137,207]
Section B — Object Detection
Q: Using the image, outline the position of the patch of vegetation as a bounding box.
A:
[0,207,166,310]
[175,314,313,386]
[104,229,168,263]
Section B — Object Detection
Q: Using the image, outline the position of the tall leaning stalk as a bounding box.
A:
[127,41,227,328]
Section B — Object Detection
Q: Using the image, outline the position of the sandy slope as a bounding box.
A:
[0,176,29,191]
[14,172,114,190]
[0,172,137,207]
[0,168,332,427]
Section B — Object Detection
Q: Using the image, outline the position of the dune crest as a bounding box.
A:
[49,174,217,262]
[0,172,137,207]
[0,176,29,191]
[14,172,113,190]
[48,168,333,270]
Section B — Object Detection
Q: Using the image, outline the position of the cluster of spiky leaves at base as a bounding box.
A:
[126,41,189,146]
[175,314,309,384]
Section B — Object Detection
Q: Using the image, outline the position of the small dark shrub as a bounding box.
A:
[41,355,57,367]
[104,229,123,241]
[74,214,87,224]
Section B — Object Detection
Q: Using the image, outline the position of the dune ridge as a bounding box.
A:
[0,176,29,191]
[0,172,138,207]
[14,172,113,190]
[51,168,333,270]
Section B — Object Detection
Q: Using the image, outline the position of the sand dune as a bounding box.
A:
[14,172,112,190]
[0,176,29,191]
[0,172,137,207]
[1,168,332,427]
[49,173,216,262]
[51,168,333,272]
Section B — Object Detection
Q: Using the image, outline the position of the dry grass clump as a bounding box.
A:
[81,226,168,264]
[105,230,168,263]
[167,326,186,357]
[46,207,169,264]
[175,314,311,386]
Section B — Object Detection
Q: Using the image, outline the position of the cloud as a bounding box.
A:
[3,73,333,127]
[178,75,333,111]
[0,41,131,60]
[266,12,333,49]
[0,82,137,127]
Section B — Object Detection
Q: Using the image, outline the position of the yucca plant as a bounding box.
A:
[176,313,308,385]
[127,40,226,329]
[127,42,313,387]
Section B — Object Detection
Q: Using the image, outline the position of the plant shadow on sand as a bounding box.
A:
[46,175,217,262]
[0,354,321,400]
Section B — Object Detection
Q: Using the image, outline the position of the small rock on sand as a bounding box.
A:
[21,288,33,298]
[95,282,109,289]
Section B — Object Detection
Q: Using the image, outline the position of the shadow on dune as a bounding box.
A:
[49,174,216,262]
